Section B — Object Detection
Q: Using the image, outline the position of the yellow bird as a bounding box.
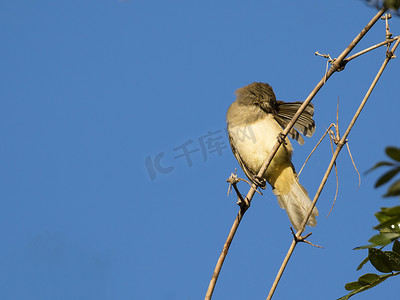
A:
[226,82,318,230]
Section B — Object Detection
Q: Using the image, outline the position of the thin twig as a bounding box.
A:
[315,51,332,59]
[336,97,340,141]
[289,228,324,249]
[227,175,250,207]
[227,172,263,197]
[298,96,340,178]
[298,124,334,177]
[326,130,339,218]
[205,7,387,300]
[300,98,360,217]
[315,51,334,83]
[346,142,361,189]
[327,98,340,217]
[382,13,393,40]
[326,100,341,218]
[344,36,398,63]
[266,29,399,300]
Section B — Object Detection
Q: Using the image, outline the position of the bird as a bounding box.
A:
[226,82,318,231]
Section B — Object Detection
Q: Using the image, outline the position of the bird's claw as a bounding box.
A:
[277,133,287,145]
[253,175,267,189]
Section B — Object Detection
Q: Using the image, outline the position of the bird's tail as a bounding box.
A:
[272,167,318,231]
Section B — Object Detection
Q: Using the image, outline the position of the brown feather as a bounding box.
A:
[274,117,305,145]
[274,101,316,142]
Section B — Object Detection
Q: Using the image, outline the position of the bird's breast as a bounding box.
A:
[228,114,293,174]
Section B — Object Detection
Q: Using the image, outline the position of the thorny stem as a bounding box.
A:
[266,28,400,300]
[205,7,387,300]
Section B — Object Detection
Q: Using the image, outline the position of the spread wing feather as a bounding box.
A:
[274,101,316,145]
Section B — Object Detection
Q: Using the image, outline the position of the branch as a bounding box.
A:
[344,36,398,63]
[266,25,400,300]
[205,7,388,300]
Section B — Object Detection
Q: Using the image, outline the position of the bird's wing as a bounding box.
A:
[228,131,266,189]
[274,117,305,145]
[274,101,316,145]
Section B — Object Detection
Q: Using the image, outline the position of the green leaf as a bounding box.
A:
[375,168,400,188]
[369,233,399,246]
[374,215,400,230]
[338,273,400,300]
[365,161,394,174]
[385,0,400,10]
[356,256,370,271]
[383,251,400,271]
[393,240,400,254]
[384,180,400,197]
[381,206,400,216]
[338,286,370,300]
[354,244,376,250]
[369,248,393,273]
[386,147,400,162]
[374,208,400,231]
[375,211,392,223]
[344,281,361,291]
[358,273,380,285]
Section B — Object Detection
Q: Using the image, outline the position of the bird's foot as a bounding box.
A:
[277,133,287,145]
[253,175,267,189]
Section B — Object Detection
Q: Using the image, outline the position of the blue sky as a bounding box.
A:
[1,1,400,299]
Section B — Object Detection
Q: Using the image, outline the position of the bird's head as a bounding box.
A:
[234,82,276,112]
